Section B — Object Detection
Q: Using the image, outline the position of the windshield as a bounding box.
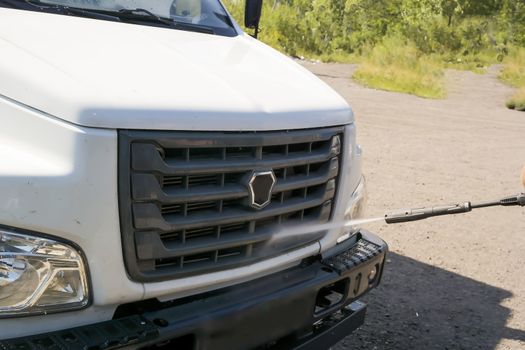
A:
[1,0,237,36]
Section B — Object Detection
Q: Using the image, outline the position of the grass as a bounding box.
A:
[500,47,525,111]
[223,0,521,102]
[442,49,503,73]
[500,48,525,87]
[353,37,446,99]
[506,87,525,111]
[304,52,362,64]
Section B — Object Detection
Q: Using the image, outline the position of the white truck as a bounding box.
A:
[0,1,387,349]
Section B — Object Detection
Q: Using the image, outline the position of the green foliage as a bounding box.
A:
[223,0,525,58]
[506,88,525,111]
[353,36,446,98]
[500,47,525,87]
[500,47,525,111]
[223,0,525,101]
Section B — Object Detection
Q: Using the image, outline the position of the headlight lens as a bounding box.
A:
[338,177,367,244]
[0,229,89,317]
[345,176,367,222]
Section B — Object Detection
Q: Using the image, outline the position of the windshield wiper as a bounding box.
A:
[24,0,120,21]
[115,8,215,34]
[20,1,214,34]
[116,8,174,25]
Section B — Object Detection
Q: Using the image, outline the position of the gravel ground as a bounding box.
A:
[300,62,525,350]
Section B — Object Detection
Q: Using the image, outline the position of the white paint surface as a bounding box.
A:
[0,8,352,130]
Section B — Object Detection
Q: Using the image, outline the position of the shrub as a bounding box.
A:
[500,47,525,111]
[353,36,446,99]
[506,88,525,111]
[500,47,525,88]
[221,0,524,99]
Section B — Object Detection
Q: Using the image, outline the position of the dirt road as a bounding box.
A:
[300,62,525,350]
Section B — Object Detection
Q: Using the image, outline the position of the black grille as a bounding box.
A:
[119,127,343,282]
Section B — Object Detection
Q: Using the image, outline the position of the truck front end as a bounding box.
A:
[0,1,387,348]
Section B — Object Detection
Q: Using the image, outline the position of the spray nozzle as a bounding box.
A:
[385,202,472,224]
[384,193,524,224]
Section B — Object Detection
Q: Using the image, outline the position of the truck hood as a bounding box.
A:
[0,8,352,130]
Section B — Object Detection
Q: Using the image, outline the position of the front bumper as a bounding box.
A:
[1,230,387,350]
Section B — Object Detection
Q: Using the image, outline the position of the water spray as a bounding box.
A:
[265,193,524,245]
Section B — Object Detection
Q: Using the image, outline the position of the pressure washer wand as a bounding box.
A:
[384,193,525,224]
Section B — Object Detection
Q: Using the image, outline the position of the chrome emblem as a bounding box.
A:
[246,170,276,210]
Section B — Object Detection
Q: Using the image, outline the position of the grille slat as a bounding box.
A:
[136,230,272,260]
[132,142,336,176]
[131,160,337,205]
[133,181,335,232]
[119,127,343,282]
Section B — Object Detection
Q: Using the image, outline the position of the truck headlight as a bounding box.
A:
[337,177,367,243]
[345,176,367,222]
[0,229,89,317]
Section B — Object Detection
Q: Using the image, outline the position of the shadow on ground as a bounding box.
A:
[335,253,525,350]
